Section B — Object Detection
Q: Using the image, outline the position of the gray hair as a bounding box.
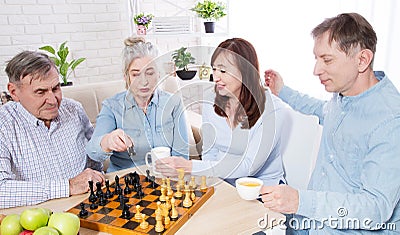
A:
[5,51,57,84]
[122,37,159,78]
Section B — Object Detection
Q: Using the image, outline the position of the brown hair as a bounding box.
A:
[312,13,377,67]
[211,38,266,129]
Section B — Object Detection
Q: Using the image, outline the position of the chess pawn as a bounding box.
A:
[139,213,149,230]
[174,184,182,198]
[161,178,166,188]
[189,176,197,189]
[155,201,162,215]
[200,175,207,191]
[170,197,178,220]
[165,196,171,211]
[182,185,192,208]
[155,210,164,233]
[190,186,196,202]
[163,207,170,226]
[135,205,142,220]
[159,185,166,202]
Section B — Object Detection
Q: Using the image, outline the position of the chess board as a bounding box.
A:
[67,173,214,235]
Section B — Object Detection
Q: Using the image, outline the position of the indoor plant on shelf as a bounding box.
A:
[172,47,197,80]
[39,41,85,86]
[191,0,227,33]
[133,13,153,35]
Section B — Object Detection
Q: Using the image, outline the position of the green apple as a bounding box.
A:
[0,214,23,235]
[19,208,49,231]
[38,208,52,218]
[48,212,79,235]
[33,226,59,235]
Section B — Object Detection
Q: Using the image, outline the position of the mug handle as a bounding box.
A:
[145,152,152,168]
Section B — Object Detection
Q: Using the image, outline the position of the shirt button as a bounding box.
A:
[329,154,334,162]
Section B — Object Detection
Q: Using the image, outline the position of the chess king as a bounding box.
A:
[0,51,104,209]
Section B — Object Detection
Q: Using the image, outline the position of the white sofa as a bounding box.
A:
[62,80,201,159]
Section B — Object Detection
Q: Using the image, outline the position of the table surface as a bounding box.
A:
[0,166,284,234]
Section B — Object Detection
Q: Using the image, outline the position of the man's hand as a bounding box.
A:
[69,168,105,195]
[155,156,192,177]
[100,129,133,153]
[261,185,299,214]
[264,69,284,96]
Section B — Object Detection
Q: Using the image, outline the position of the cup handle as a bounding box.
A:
[145,152,152,167]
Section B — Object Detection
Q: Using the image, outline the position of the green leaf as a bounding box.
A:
[39,46,55,55]
[71,58,85,70]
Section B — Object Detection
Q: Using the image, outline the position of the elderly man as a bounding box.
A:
[0,51,104,209]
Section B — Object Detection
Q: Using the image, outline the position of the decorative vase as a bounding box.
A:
[204,22,215,33]
[136,25,147,35]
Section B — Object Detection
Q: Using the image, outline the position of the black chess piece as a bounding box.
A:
[136,183,145,198]
[104,179,113,199]
[90,201,98,210]
[79,202,88,217]
[98,193,108,206]
[150,176,158,188]
[145,169,151,182]
[117,186,127,202]
[124,176,131,194]
[121,201,131,219]
[115,175,122,195]
[95,181,103,198]
[88,180,97,203]
[132,171,140,184]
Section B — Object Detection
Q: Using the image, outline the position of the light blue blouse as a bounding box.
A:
[86,89,189,172]
[279,71,400,233]
[191,89,288,186]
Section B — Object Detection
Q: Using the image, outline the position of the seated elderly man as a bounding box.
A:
[0,51,104,209]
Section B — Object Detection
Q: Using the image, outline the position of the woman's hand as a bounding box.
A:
[100,129,134,153]
[155,156,192,177]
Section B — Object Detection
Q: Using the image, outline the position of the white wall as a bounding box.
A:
[0,0,132,90]
[229,0,400,100]
[0,0,217,91]
[1,0,398,98]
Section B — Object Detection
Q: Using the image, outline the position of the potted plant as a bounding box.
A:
[171,47,197,80]
[191,0,227,33]
[133,13,153,35]
[39,41,85,86]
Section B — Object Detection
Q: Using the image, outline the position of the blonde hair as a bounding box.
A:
[122,36,159,88]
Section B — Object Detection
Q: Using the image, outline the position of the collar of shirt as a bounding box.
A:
[15,102,61,128]
[335,71,387,108]
[124,88,161,111]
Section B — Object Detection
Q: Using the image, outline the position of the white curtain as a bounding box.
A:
[229,0,400,99]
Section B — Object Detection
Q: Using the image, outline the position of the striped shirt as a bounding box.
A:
[0,98,102,209]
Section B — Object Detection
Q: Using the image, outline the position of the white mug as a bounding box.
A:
[145,146,171,175]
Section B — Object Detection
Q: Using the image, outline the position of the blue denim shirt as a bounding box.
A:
[279,72,400,234]
[86,89,189,172]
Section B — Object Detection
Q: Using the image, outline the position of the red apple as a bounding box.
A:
[0,214,24,235]
[48,212,79,235]
[19,208,49,231]
[33,226,59,235]
[19,230,34,235]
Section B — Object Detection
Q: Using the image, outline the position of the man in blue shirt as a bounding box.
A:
[262,13,400,234]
